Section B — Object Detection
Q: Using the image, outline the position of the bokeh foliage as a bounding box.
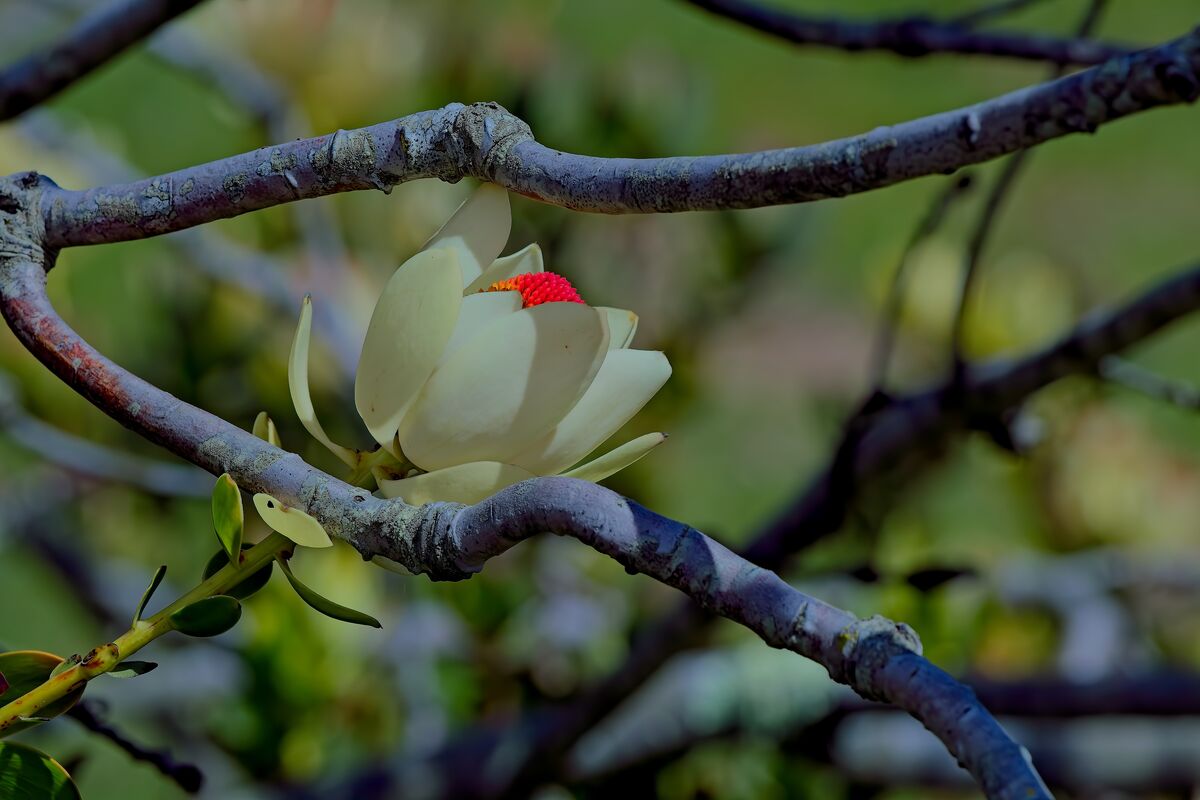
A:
[1,0,1200,797]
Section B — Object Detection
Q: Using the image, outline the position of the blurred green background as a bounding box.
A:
[2,0,1200,797]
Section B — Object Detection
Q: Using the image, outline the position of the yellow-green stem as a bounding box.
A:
[0,533,291,733]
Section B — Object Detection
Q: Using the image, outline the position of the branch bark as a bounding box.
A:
[684,0,1131,65]
[470,256,1200,796]
[0,171,1051,800]
[37,28,1200,246]
[0,0,208,122]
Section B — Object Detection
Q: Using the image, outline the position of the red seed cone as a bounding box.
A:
[483,272,584,308]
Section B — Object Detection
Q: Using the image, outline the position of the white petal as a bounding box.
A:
[355,248,463,452]
[253,493,333,548]
[438,290,522,367]
[597,307,639,349]
[563,432,667,482]
[464,242,544,294]
[288,296,357,466]
[399,303,610,470]
[378,461,536,505]
[423,183,511,289]
[511,348,671,475]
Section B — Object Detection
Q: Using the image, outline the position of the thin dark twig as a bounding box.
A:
[0,0,208,121]
[67,701,203,794]
[949,0,1109,378]
[870,175,973,389]
[1098,356,1200,408]
[684,0,1131,65]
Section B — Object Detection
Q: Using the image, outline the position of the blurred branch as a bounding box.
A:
[67,700,204,794]
[1098,355,1200,409]
[870,174,973,389]
[0,178,1050,800]
[0,0,208,122]
[949,0,1108,376]
[683,0,1130,65]
[0,369,210,498]
[34,29,1200,245]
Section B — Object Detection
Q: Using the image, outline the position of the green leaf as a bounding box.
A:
[277,558,381,628]
[170,596,242,638]
[133,565,167,626]
[202,545,271,600]
[47,656,79,679]
[0,741,80,799]
[0,652,84,737]
[106,661,158,679]
[211,473,244,563]
[252,411,282,447]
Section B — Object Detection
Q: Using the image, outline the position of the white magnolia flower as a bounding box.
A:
[288,184,671,505]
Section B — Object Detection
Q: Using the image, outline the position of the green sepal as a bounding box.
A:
[277,557,381,628]
[170,596,242,638]
[0,741,80,799]
[132,565,167,626]
[106,661,158,679]
[211,473,244,564]
[0,652,85,737]
[202,545,272,600]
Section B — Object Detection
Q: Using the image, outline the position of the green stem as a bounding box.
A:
[0,533,291,733]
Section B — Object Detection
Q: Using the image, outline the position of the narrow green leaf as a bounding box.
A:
[133,565,167,626]
[0,652,84,737]
[211,473,244,563]
[252,411,282,447]
[0,671,8,696]
[202,545,271,600]
[0,741,81,799]
[106,661,158,679]
[277,558,382,628]
[170,596,242,638]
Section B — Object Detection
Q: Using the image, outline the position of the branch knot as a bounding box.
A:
[834,615,923,701]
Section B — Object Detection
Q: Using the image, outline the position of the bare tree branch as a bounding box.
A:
[949,0,1108,374]
[68,700,203,793]
[0,174,1052,800]
[1098,355,1200,409]
[35,29,1200,247]
[473,256,1200,796]
[0,369,210,498]
[871,175,973,389]
[0,0,208,122]
[16,111,361,374]
[683,0,1130,65]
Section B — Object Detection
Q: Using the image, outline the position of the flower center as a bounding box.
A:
[482,272,584,308]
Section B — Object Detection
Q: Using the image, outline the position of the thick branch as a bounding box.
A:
[443,479,1048,800]
[0,0,207,122]
[479,256,1200,795]
[39,29,1200,246]
[0,174,1048,800]
[685,0,1130,65]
